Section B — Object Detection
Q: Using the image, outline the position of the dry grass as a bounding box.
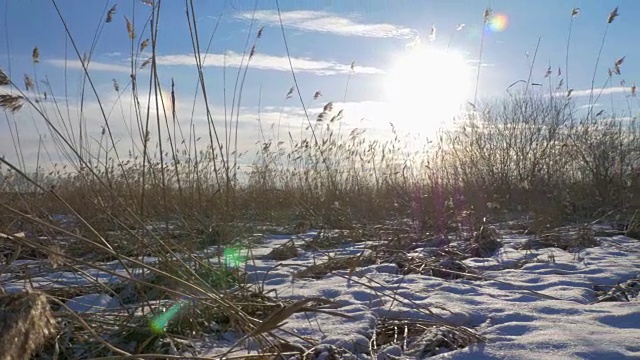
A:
[0,291,57,360]
[267,239,299,260]
[0,2,638,359]
[592,276,640,303]
[373,317,484,358]
[293,253,377,279]
[525,225,599,252]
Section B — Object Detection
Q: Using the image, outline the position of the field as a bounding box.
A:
[0,1,639,359]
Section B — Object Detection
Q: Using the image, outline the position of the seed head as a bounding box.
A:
[106,4,116,23]
[32,47,40,63]
[607,7,619,23]
[125,16,135,39]
[0,69,10,86]
[483,8,492,24]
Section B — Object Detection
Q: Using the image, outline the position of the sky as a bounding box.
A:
[1,0,639,170]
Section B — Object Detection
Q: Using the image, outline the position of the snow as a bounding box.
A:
[200,231,640,359]
[65,293,121,313]
[2,225,639,359]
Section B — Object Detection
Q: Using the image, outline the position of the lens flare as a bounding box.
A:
[223,247,244,268]
[488,13,509,32]
[150,300,187,334]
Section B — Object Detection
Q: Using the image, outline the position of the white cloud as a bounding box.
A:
[236,10,417,39]
[578,103,602,110]
[46,52,383,76]
[155,51,383,75]
[466,59,495,67]
[102,52,122,58]
[46,59,130,73]
[555,86,632,97]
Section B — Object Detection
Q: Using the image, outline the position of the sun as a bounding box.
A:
[383,45,472,138]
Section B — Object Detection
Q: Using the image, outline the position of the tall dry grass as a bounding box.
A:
[0,2,638,359]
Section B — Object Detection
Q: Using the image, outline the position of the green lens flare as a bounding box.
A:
[223,247,245,267]
[149,300,185,334]
[149,248,246,334]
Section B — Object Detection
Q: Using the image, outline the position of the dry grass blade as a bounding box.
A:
[248,298,334,337]
[0,94,25,112]
[32,47,40,63]
[222,298,340,357]
[257,26,264,38]
[49,297,131,356]
[607,6,619,23]
[140,57,152,69]
[106,4,116,23]
[297,306,357,320]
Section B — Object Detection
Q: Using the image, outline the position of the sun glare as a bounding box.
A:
[384,46,472,138]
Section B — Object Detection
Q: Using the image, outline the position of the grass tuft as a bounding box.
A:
[0,291,57,360]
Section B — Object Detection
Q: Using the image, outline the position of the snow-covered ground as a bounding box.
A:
[201,230,640,359]
[1,226,639,359]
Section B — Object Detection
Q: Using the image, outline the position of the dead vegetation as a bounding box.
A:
[592,277,640,303]
[0,291,57,360]
[293,253,377,279]
[520,225,599,252]
[0,2,637,359]
[373,317,484,358]
[268,239,299,260]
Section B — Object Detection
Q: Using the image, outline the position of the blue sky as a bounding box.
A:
[1,0,639,168]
